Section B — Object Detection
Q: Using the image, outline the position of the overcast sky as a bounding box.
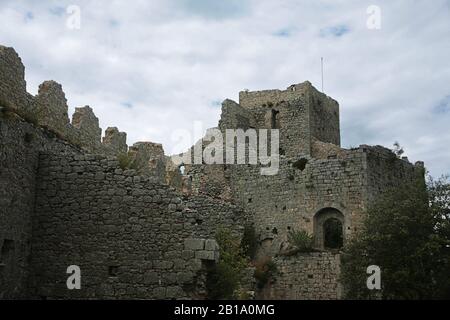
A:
[1,0,449,176]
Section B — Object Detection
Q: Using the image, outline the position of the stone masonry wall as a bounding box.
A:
[0,46,33,118]
[30,152,246,299]
[364,145,425,205]
[308,88,340,146]
[0,115,82,299]
[239,81,340,154]
[265,252,341,300]
[35,81,70,137]
[227,149,366,259]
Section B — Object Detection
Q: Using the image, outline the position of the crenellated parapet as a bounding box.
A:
[35,80,70,137]
[102,127,128,156]
[128,142,167,182]
[0,45,131,157]
[0,45,34,119]
[71,105,102,152]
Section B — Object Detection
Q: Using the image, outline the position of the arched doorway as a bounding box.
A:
[313,208,345,250]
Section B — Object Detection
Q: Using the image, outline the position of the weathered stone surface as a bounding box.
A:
[0,45,425,301]
[184,239,205,251]
[205,239,219,251]
[102,127,127,156]
[35,81,70,137]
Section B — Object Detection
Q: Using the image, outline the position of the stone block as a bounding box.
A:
[205,239,219,251]
[184,238,205,250]
[195,250,215,261]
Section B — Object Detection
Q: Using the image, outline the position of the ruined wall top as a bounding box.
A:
[0,45,131,156]
[103,127,128,155]
[238,81,337,109]
[35,80,70,136]
[0,45,31,117]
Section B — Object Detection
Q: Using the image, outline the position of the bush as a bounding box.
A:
[206,229,248,299]
[117,152,135,170]
[254,257,278,289]
[287,229,314,252]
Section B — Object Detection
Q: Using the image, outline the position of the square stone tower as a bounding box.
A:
[238,81,340,157]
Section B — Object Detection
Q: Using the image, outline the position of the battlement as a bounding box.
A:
[0,45,129,156]
[234,82,340,157]
[239,81,338,109]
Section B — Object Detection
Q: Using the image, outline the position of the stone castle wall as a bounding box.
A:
[30,153,245,299]
[266,252,341,300]
[0,115,82,299]
[0,45,247,299]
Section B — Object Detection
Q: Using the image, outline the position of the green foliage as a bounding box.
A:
[254,257,278,289]
[240,224,258,260]
[341,176,450,299]
[117,152,135,170]
[206,229,248,299]
[288,229,314,252]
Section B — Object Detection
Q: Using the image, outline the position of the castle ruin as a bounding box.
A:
[0,45,424,299]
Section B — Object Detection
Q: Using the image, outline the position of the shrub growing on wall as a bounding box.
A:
[287,229,314,253]
[206,229,248,299]
[254,257,278,289]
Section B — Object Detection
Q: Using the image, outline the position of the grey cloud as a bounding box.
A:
[170,0,250,19]
[0,0,449,177]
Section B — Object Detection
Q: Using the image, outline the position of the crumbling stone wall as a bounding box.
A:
[102,127,127,156]
[30,153,246,299]
[71,106,103,153]
[0,45,33,118]
[127,142,167,183]
[218,99,256,130]
[0,115,81,299]
[226,149,366,259]
[35,81,70,137]
[364,145,425,205]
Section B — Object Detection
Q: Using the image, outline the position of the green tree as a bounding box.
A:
[341,176,450,299]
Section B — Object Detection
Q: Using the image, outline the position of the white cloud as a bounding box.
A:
[0,0,449,176]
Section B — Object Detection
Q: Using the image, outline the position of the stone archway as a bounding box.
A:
[313,208,345,250]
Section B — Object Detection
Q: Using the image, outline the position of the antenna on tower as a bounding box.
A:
[321,57,324,93]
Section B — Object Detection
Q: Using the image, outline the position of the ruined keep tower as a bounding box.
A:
[238,81,340,157]
[186,82,424,299]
